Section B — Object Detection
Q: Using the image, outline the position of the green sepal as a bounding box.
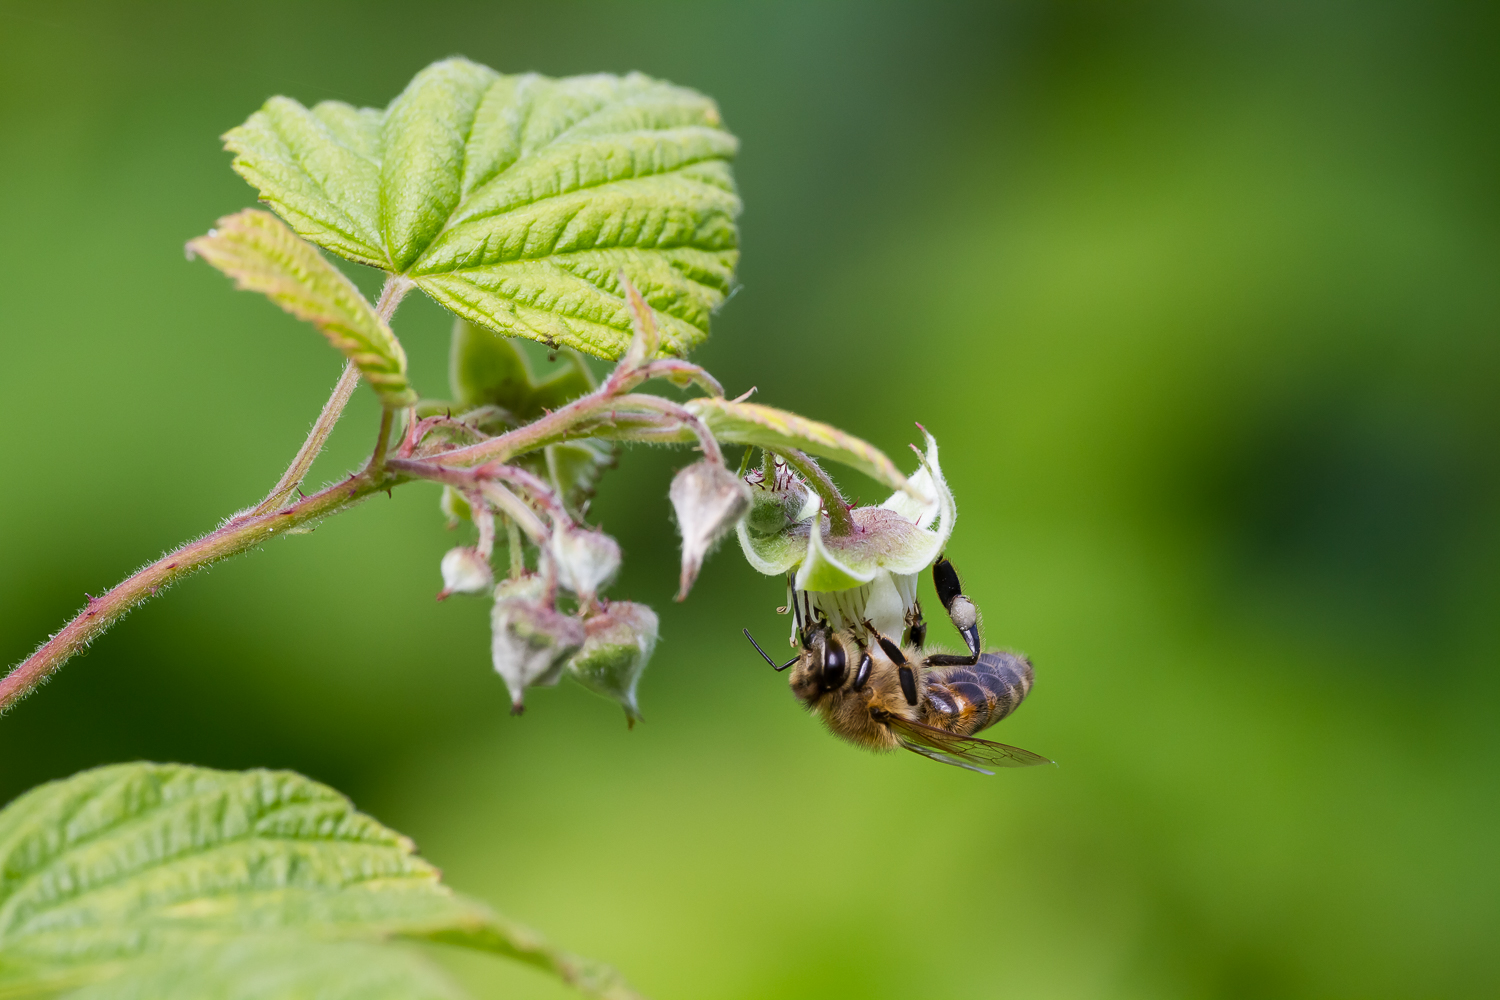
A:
[440,484,472,524]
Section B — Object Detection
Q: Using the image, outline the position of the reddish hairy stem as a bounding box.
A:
[1,471,388,713]
[1,328,719,715]
[251,276,411,515]
[776,447,853,536]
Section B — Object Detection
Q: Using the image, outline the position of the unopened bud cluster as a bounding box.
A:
[435,457,747,722]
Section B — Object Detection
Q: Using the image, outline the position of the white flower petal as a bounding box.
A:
[861,571,907,639]
[881,428,952,538]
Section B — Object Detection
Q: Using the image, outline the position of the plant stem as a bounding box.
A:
[249,275,411,516]
[386,459,551,544]
[252,361,361,515]
[374,274,413,321]
[369,407,395,473]
[431,387,622,468]
[506,516,524,579]
[610,394,723,464]
[2,323,709,714]
[777,447,853,536]
[0,471,389,714]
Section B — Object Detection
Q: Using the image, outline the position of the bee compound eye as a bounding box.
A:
[820,638,847,689]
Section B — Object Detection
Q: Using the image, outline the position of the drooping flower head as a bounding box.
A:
[549,523,623,603]
[737,429,954,643]
[567,601,660,726]
[670,459,752,601]
[437,546,494,600]
[491,575,586,714]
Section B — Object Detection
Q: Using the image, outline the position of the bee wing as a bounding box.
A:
[885,715,1052,773]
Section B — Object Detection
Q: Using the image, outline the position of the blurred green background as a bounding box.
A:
[3,2,1498,997]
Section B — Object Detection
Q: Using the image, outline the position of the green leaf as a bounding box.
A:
[225,59,741,359]
[187,210,416,408]
[449,318,595,419]
[59,938,465,1000]
[684,398,917,497]
[0,763,641,1000]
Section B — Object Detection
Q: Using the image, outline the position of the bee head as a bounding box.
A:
[789,623,847,703]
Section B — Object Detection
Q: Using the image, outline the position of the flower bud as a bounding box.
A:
[491,576,585,714]
[669,460,751,601]
[566,602,659,727]
[744,458,812,536]
[437,546,493,600]
[549,524,622,601]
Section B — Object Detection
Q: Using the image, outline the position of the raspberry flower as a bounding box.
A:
[737,429,953,643]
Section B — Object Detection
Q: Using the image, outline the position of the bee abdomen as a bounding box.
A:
[922,651,1033,738]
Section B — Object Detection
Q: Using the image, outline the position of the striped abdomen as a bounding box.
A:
[921,651,1033,738]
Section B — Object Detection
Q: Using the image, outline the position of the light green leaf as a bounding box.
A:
[187,209,416,407]
[684,398,918,497]
[0,763,640,1000]
[225,58,741,359]
[60,938,465,1000]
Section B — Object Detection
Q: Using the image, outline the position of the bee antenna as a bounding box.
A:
[743,629,797,671]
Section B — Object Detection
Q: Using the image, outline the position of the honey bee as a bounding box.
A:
[745,557,1051,774]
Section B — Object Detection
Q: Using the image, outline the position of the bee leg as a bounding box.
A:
[906,598,927,650]
[931,556,981,664]
[873,632,920,706]
[852,646,872,691]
